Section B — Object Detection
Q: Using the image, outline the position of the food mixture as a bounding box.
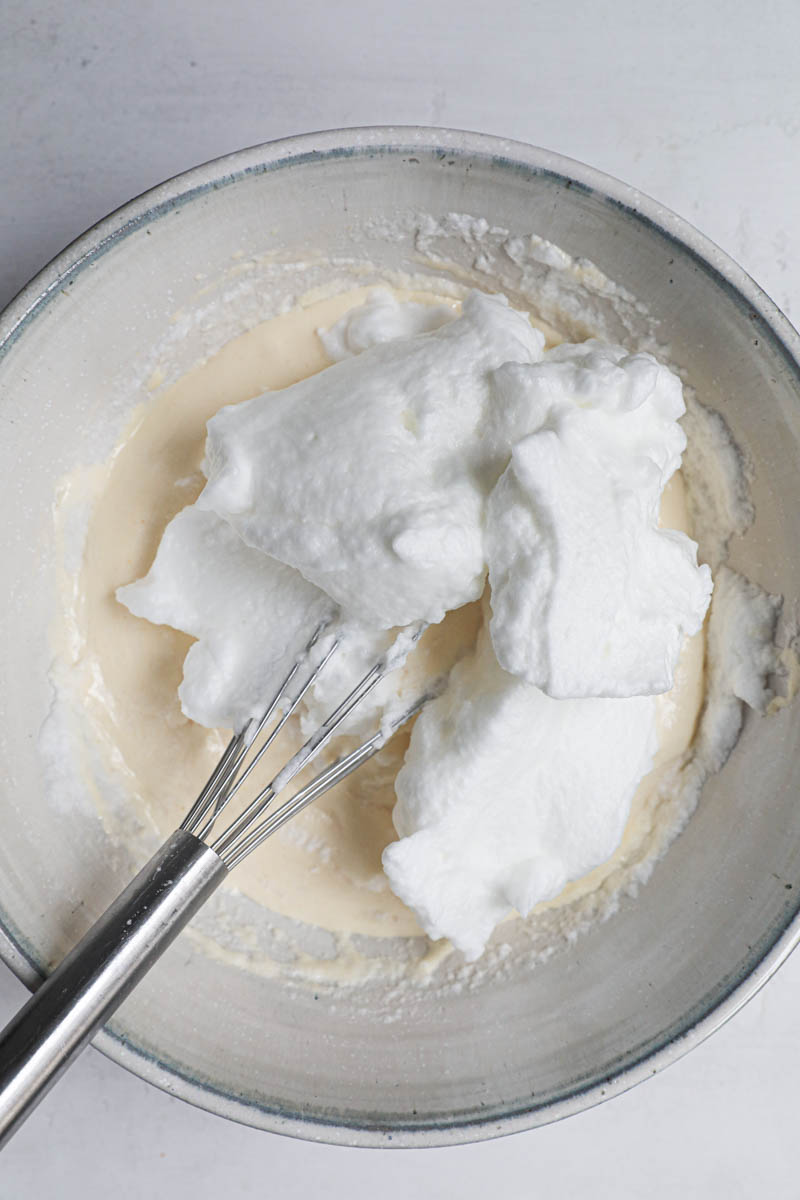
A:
[46,226,787,989]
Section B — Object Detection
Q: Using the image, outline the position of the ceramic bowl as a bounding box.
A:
[1,128,799,1147]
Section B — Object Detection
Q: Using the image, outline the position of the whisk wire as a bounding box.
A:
[181,621,336,841]
[222,691,430,869]
[179,728,247,835]
[210,649,389,859]
[192,621,428,865]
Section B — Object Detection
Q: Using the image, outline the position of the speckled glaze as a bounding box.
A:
[1,128,800,1147]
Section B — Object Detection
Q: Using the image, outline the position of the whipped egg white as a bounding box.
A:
[118,288,712,960]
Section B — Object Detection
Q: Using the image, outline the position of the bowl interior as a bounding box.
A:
[1,131,800,1146]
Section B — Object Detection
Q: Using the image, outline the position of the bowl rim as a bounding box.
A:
[2,124,800,1148]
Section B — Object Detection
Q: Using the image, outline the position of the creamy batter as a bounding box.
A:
[68,286,705,950]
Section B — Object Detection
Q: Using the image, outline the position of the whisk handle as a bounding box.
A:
[0,829,226,1149]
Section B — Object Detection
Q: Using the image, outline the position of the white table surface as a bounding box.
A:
[3,1,800,1194]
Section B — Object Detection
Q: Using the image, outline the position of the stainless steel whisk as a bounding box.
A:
[0,622,428,1148]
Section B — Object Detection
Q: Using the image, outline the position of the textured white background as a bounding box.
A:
[3,1,800,1195]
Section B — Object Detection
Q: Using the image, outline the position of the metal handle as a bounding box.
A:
[0,828,227,1148]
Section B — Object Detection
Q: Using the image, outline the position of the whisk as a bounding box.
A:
[0,622,429,1147]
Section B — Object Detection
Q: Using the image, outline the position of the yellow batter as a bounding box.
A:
[65,286,705,950]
